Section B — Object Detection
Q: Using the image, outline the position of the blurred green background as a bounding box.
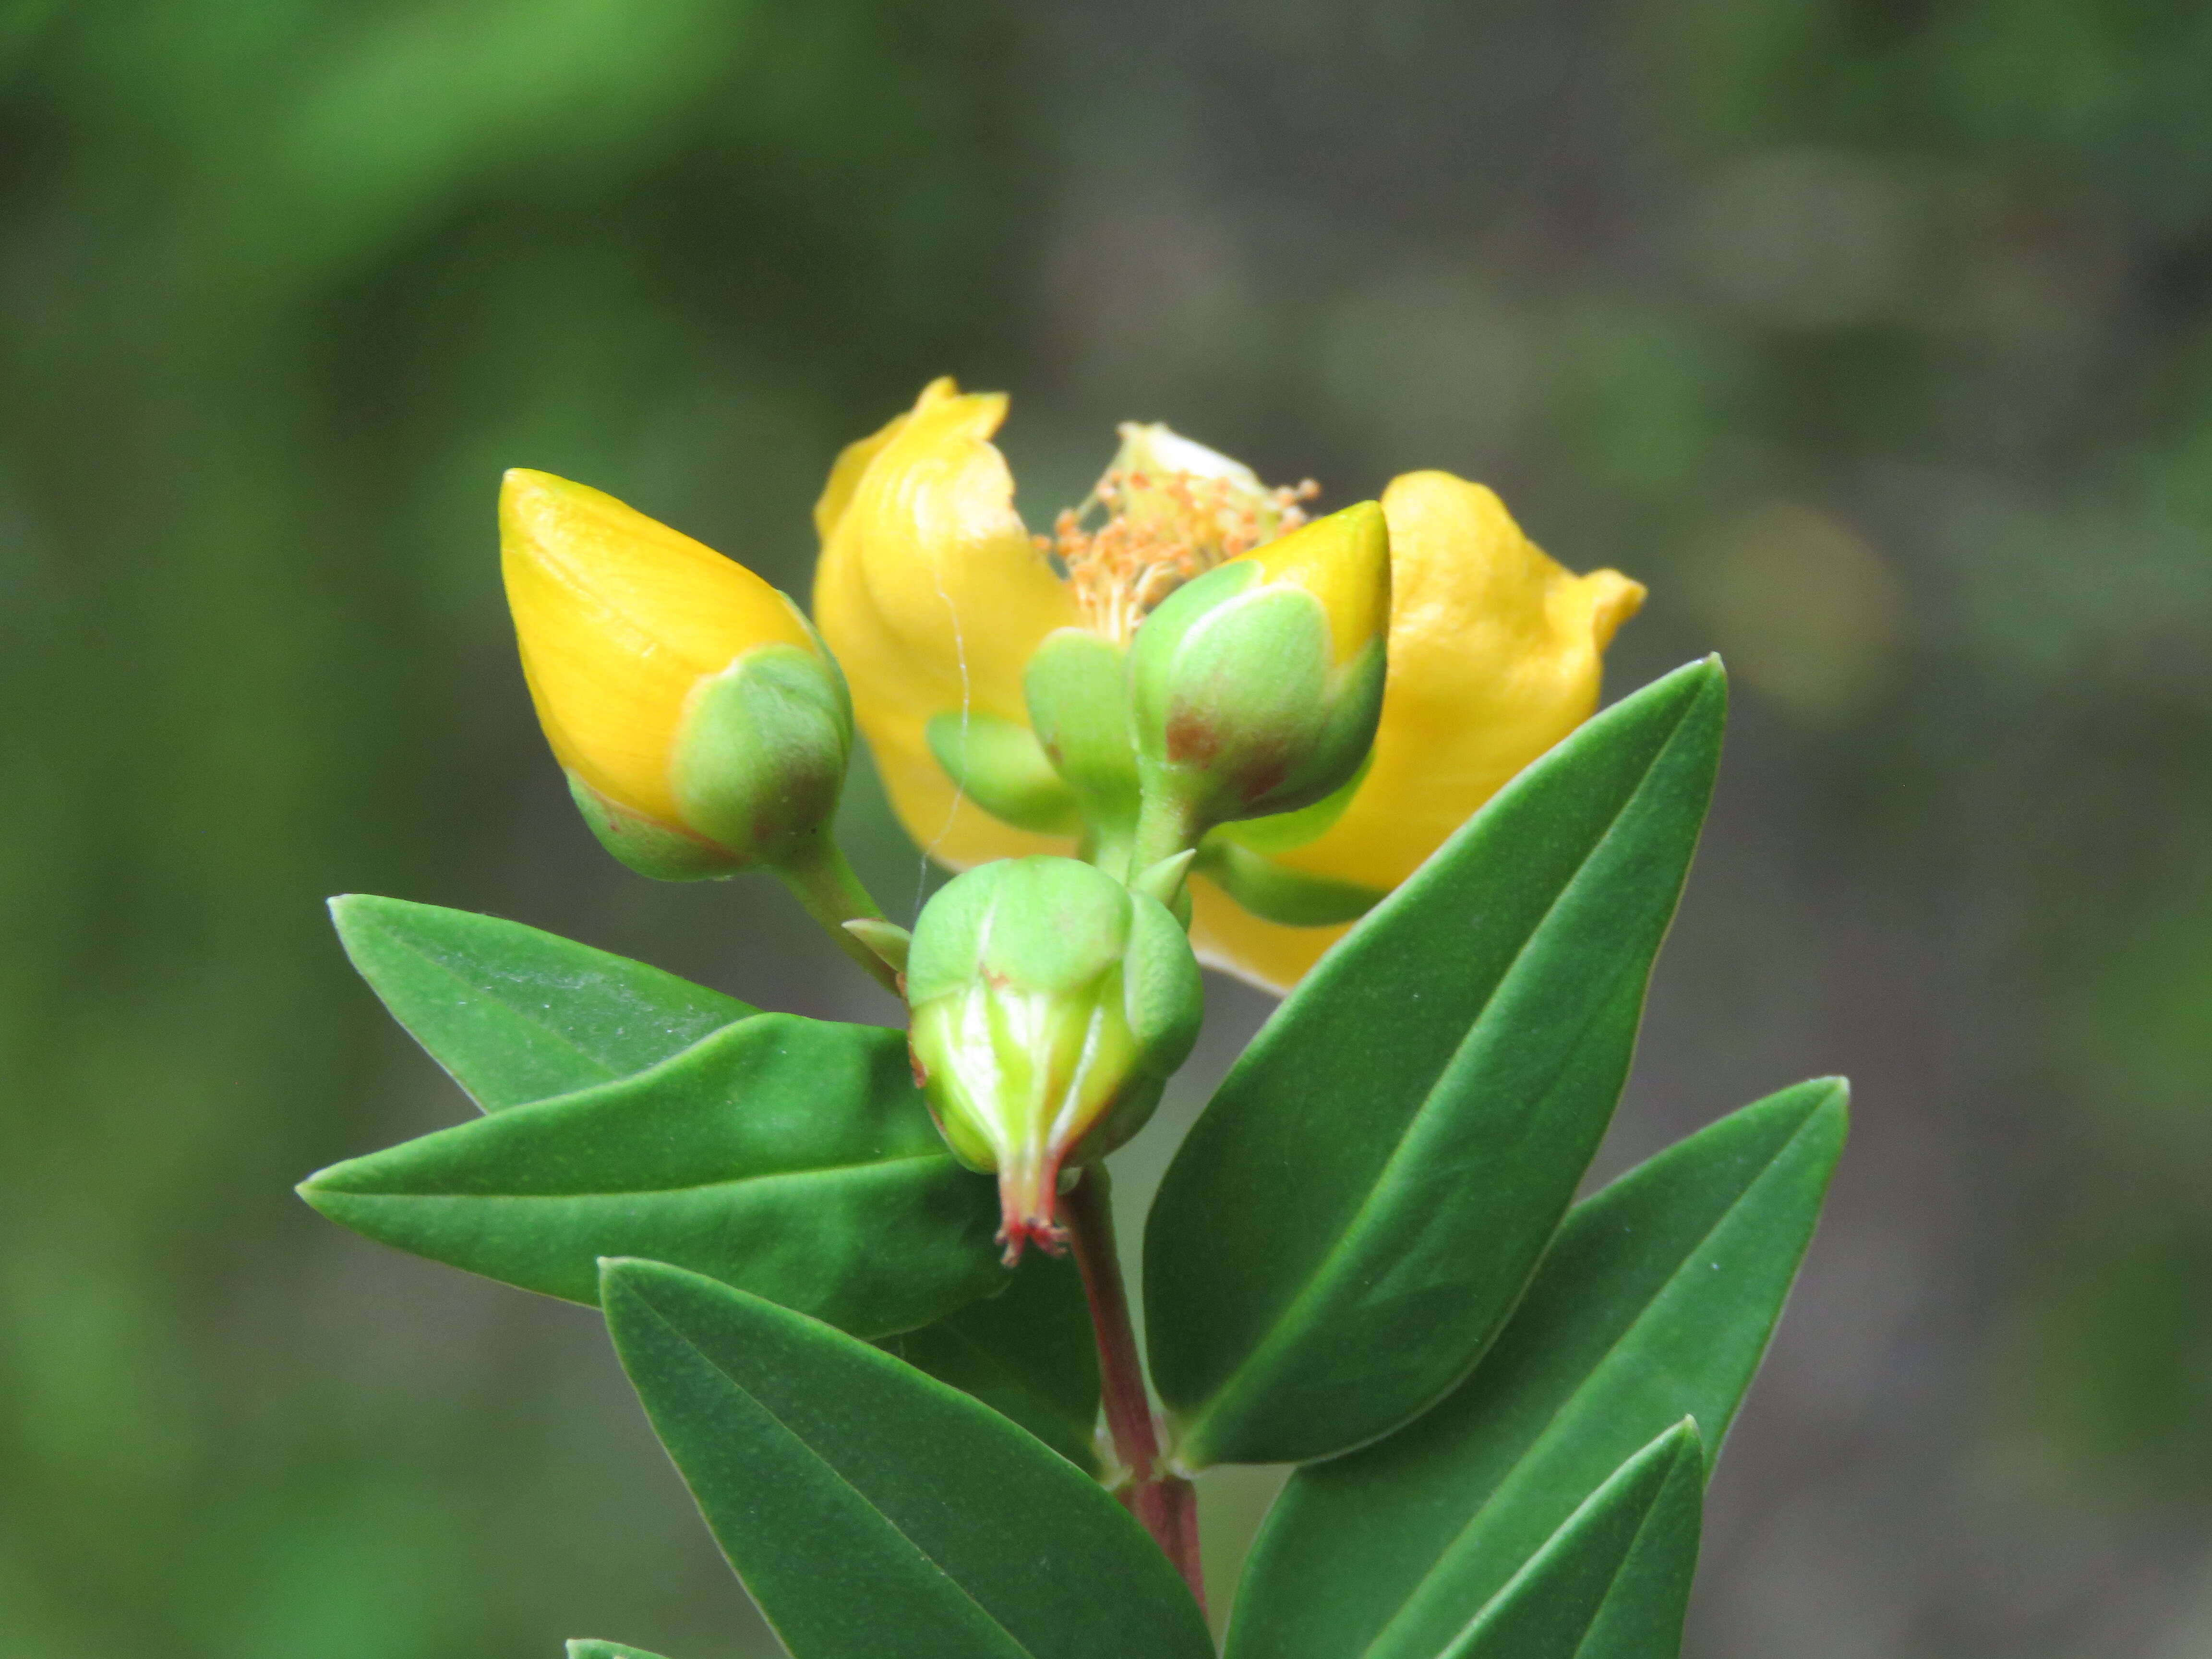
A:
[5,0,2212,1654]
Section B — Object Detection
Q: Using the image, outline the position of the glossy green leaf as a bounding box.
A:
[1228,1077,1847,1659]
[567,1644,672,1659]
[881,1249,1102,1471]
[331,894,753,1111]
[600,1258,1214,1659]
[300,1014,1002,1338]
[1146,658,1728,1465]
[1439,1421,1703,1659]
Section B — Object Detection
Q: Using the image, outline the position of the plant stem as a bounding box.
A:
[1128,790,1206,894]
[1062,1168,1205,1611]
[771,832,903,998]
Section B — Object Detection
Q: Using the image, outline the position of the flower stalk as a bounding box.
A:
[770,833,901,998]
[1063,1168,1204,1611]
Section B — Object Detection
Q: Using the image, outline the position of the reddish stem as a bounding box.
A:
[1062,1169,1206,1612]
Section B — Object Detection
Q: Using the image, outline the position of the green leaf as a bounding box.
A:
[880,1249,1102,1472]
[600,1258,1214,1659]
[299,1014,1003,1338]
[567,1644,673,1659]
[1145,658,1728,1465]
[331,894,754,1111]
[1227,1077,1847,1659]
[1438,1421,1703,1659]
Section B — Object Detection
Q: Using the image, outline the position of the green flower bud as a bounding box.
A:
[1128,502,1390,850]
[906,857,1202,1262]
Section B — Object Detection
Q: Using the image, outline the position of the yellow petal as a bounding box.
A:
[1239,501,1391,669]
[811,375,962,545]
[1275,470,1643,895]
[501,468,813,826]
[813,381,1082,868]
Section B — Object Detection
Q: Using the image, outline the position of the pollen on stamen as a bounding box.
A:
[1040,467,1318,644]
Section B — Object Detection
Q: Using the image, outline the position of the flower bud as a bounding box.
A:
[905,857,1202,1262]
[1129,500,1391,841]
[501,469,854,879]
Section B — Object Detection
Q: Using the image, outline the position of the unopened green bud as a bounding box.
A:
[1129,502,1391,846]
[905,856,1202,1262]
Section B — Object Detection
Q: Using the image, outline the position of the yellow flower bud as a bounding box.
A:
[1128,502,1392,844]
[502,469,848,875]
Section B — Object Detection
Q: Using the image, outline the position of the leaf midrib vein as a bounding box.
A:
[633,1290,1042,1659]
[329,1147,959,1202]
[1189,717,1688,1449]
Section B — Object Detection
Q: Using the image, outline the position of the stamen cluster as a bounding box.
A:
[1044,469,1319,644]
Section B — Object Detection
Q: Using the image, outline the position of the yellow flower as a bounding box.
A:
[501,467,834,858]
[812,383,1644,994]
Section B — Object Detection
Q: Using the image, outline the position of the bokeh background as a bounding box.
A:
[5,0,2212,1654]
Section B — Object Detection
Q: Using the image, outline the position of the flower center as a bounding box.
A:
[1040,432,1317,645]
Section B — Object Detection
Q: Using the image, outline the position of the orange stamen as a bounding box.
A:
[1040,468,1318,643]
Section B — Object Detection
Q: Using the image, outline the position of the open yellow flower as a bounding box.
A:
[813,381,1645,994]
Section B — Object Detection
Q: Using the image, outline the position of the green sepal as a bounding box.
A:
[673,641,854,863]
[1432,1421,1704,1659]
[1134,571,1325,814]
[567,1644,673,1659]
[1130,505,1389,833]
[843,916,913,977]
[1024,627,1141,847]
[1212,749,1372,854]
[1227,1077,1845,1659]
[329,894,754,1112]
[569,773,740,881]
[1130,849,1197,910]
[1144,658,1727,1466]
[298,1013,1003,1338]
[926,710,1082,834]
[599,1259,1214,1659]
[880,1250,1102,1472]
[1195,837,1382,926]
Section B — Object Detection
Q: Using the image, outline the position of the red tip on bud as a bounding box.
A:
[995,1150,1070,1265]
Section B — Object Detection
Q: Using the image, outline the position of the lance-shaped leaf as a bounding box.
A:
[568,1644,673,1659]
[1146,658,1728,1466]
[881,1249,1102,1471]
[1227,1077,1846,1659]
[332,894,753,1111]
[300,1014,1002,1338]
[1436,1421,1703,1659]
[601,1259,1214,1659]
